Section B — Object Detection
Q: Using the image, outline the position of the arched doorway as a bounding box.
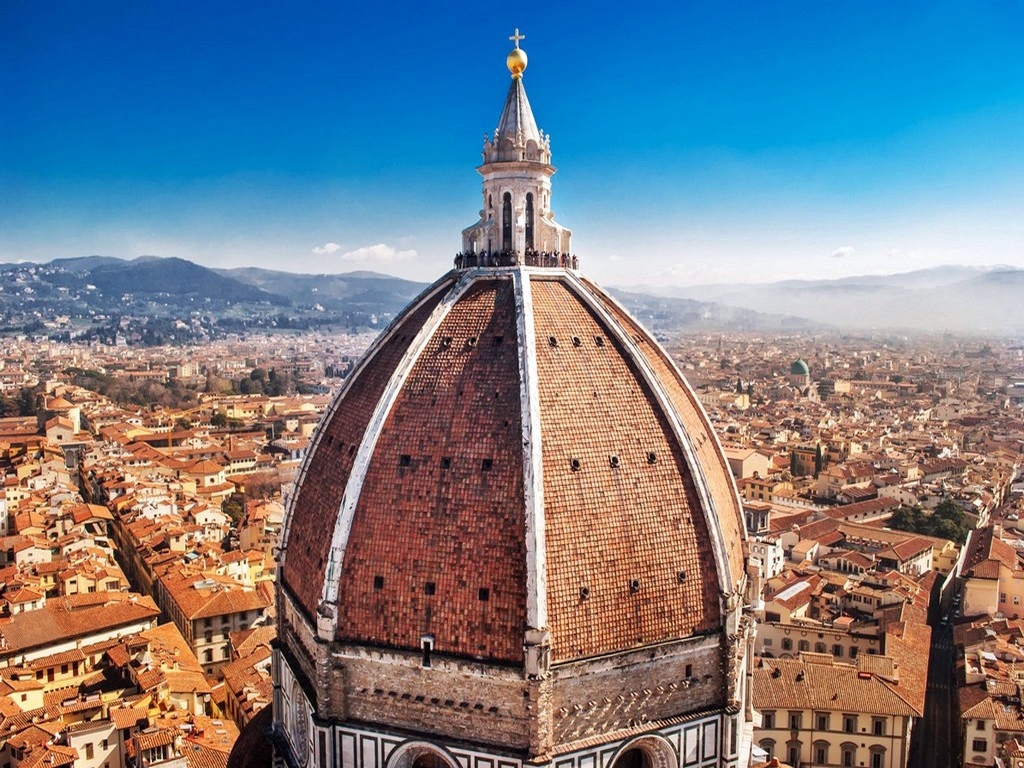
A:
[614,749,650,768]
[386,742,459,768]
[609,736,677,768]
[412,756,448,768]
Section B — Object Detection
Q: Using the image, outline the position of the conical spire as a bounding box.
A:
[492,28,541,160]
[494,77,541,152]
[460,29,571,260]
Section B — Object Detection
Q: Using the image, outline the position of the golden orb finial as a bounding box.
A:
[507,27,527,78]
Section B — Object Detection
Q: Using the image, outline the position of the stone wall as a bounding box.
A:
[329,645,537,752]
[550,634,724,743]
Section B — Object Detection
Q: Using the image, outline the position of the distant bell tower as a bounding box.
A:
[462,29,573,258]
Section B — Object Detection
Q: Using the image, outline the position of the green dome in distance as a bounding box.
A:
[790,358,810,375]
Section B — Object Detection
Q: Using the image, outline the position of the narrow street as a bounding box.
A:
[909,619,959,768]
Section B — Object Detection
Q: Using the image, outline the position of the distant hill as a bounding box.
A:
[620,265,1024,334]
[84,257,291,304]
[0,255,288,305]
[215,266,427,314]
[47,256,127,273]
[607,290,823,333]
[0,255,293,343]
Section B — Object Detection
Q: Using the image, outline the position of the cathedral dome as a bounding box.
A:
[280,268,747,663]
[271,30,753,768]
[790,358,809,376]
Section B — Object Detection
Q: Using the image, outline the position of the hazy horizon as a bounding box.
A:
[9,254,1020,291]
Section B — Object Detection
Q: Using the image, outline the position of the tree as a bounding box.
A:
[17,385,42,416]
[210,411,228,428]
[0,392,17,417]
[888,500,970,544]
[245,470,282,501]
[222,493,245,525]
[174,417,192,431]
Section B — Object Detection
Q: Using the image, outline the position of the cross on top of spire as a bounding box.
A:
[509,28,525,48]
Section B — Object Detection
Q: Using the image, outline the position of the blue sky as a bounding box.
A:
[2,1,1023,286]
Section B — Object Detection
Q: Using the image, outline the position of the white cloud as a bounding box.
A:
[832,246,855,259]
[339,243,417,265]
[312,242,342,255]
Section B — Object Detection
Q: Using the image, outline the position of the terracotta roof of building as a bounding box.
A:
[160,571,272,621]
[19,744,78,768]
[110,705,150,730]
[135,728,177,751]
[227,625,276,658]
[0,593,159,655]
[752,655,921,717]
[962,526,1020,580]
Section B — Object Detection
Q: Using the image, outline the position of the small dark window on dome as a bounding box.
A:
[440,336,452,349]
[685,663,693,678]
[466,336,478,348]
[609,455,620,468]
[440,456,452,469]
[677,570,687,583]
[478,588,490,601]
[424,581,436,596]
[373,575,384,590]
[571,335,582,347]
[570,458,581,472]
[629,579,641,593]
[594,335,605,347]
[399,454,411,467]
[579,586,591,600]
[481,458,493,472]
[548,336,558,347]
[647,452,658,464]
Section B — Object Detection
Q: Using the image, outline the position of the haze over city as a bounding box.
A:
[3,1,1023,286]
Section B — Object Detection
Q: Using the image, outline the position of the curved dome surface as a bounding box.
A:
[280,267,746,665]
